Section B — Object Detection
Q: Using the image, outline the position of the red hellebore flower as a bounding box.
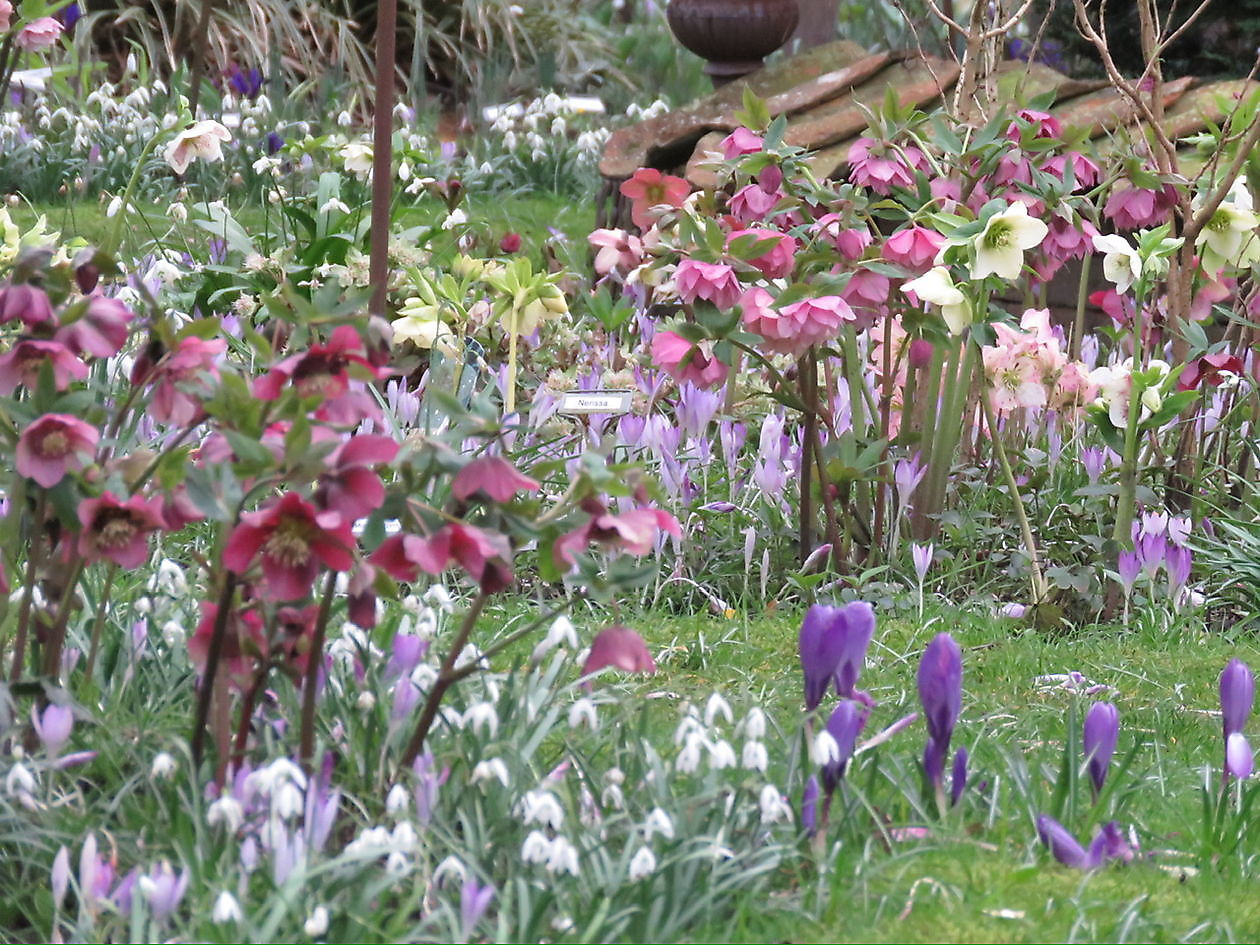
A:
[316,434,399,522]
[223,492,356,600]
[369,523,514,594]
[553,501,682,568]
[253,325,390,425]
[1178,352,1245,391]
[17,413,99,487]
[188,602,267,690]
[451,455,539,504]
[0,283,56,328]
[77,491,167,568]
[619,168,690,230]
[55,294,134,358]
[581,625,656,677]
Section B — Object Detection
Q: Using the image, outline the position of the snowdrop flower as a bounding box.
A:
[521,830,552,864]
[708,739,737,769]
[1092,233,1142,293]
[164,120,232,175]
[518,790,566,829]
[433,855,468,886]
[212,891,243,924]
[5,762,36,796]
[971,201,1048,281]
[304,905,330,937]
[161,620,186,647]
[743,707,767,739]
[628,846,657,880]
[676,731,705,773]
[385,784,411,816]
[532,615,578,662]
[464,702,500,738]
[442,208,468,230]
[319,197,351,216]
[812,729,841,766]
[643,807,675,841]
[903,266,971,335]
[106,195,124,218]
[742,740,769,772]
[150,752,177,779]
[207,795,244,832]
[471,758,510,787]
[545,836,580,875]
[423,585,455,612]
[568,697,598,730]
[758,784,792,824]
[704,693,733,727]
[152,559,188,597]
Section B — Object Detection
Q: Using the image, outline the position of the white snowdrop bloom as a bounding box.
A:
[357,691,376,711]
[385,849,411,875]
[471,758,510,787]
[742,740,769,772]
[423,585,455,613]
[643,807,675,841]
[439,705,464,730]
[480,161,494,175]
[207,795,244,832]
[759,784,792,824]
[345,826,392,857]
[272,780,305,820]
[106,195,124,218]
[432,856,468,887]
[391,821,418,850]
[743,707,767,740]
[673,713,704,746]
[545,836,580,876]
[464,702,500,738]
[170,202,187,223]
[442,208,468,230]
[708,739,737,770]
[410,664,438,692]
[401,594,423,615]
[521,830,552,864]
[704,693,733,727]
[385,784,411,816]
[336,110,353,127]
[5,762,36,795]
[551,116,567,136]
[602,782,625,809]
[628,845,657,880]
[811,730,840,766]
[212,890,242,924]
[319,197,350,215]
[161,620,186,647]
[252,154,280,174]
[676,732,705,774]
[304,905,330,937]
[150,752,177,780]
[502,130,518,150]
[518,790,565,830]
[568,698,598,730]
[532,615,578,662]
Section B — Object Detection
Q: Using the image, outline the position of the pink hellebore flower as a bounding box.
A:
[1104,182,1178,230]
[728,175,784,224]
[56,294,134,358]
[582,625,657,677]
[0,283,55,328]
[619,168,690,230]
[841,268,892,314]
[317,434,399,522]
[0,339,87,394]
[452,455,539,503]
[756,295,855,357]
[0,1,11,32]
[1007,108,1062,140]
[847,137,922,194]
[588,228,644,279]
[813,216,872,259]
[15,16,63,51]
[553,500,682,569]
[721,127,764,160]
[675,258,743,310]
[883,226,946,272]
[17,413,99,487]
[223,492,356,600]
[651,330,728,389]
[253,325,388,426]
[727,228,796,280]
[135,336,225,427]
[77,492,167,569]
[164,120,232,175]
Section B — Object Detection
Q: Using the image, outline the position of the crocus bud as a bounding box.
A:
[798,601,876,711]
[950,746,969,807]
[1036,814,1090,869]
[918,633,962,788]
[1083,701,1120,796]
[801,775,819,836]
[1226,732,1254,780]
[1221,659,1254,737]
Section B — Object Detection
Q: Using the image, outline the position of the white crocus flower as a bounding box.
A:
[902,266,972,335]
[971,201,1048,281]
[164,120,232,175]
[1092,233,1142,293]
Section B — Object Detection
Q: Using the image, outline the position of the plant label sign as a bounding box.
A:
[558,390,634,415]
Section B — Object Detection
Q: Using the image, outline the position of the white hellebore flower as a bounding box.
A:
[341,142,374,179]
[1092,233,1142,293]
[392,298,460,356]
[628,846,657,881]
[1196,182,1260,268]
[902,266,971,335]
[164,120,232,175]
[971,201,1048,281]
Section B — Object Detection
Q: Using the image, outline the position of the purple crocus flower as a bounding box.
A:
[801,775,820,835]
[31,703,74,756]
[1221,659,1254,738]
[950,746,969,807]
[821,699,869,794]
[1117,551,1141,596]
[918,633,962,789]
[798,602,876,711]
[385,633,428,682]
[1080,446,1107,484]
[138,861,189,921]
[460,878,495,943]
[894,453,927,510]
[1083,701,1119,797]
[911,543,933,583]
[1226,732,1254,780]
[1036,815,1136,870]
[1165,545,1192,600]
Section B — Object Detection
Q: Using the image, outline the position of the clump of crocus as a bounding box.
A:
[1220,659,1254,782]
[797,601,876,711]
[918,633,966,807]
[1036,815,1137,870]
[1083,701,1120,799]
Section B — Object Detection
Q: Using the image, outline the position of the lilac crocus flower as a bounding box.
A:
[911,543,933,583]
[798,602,876,710]
[1220,659,1254,738]
[1165,545,1192,600]
[1116,550,1141,597]
[894,453,927,510]
[801,775,820,835]
[1080,446,1107,484]
[138,861,189,921]
[918,633,963,790]
[31,703,74,756]
[385,633,428,682]
[460,878,495,943]
[1226,732,1254,780]
[1083,701,1119,797]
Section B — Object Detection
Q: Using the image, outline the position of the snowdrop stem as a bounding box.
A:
[981,393,1047,604]
[399,591,490,772]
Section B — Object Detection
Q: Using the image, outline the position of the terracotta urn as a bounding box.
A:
[666,0,801,85]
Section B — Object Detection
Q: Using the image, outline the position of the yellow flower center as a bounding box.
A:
[263,520,312,568]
